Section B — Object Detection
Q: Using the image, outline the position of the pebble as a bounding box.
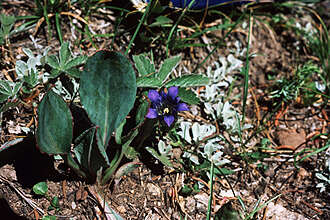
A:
[185,197,196,213]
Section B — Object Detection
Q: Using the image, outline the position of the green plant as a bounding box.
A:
[316,153,330,192]
[269,62,323,105]
[306,17,330,92]
[134,52,209,89]
[18,0,90,43]
[32,182,60,215]
[0,14,16,45]
[36,50,137,184]
[46,42,87,78]
[237,194,282,220]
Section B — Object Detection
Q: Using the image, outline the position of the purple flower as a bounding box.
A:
[146,86,189,127]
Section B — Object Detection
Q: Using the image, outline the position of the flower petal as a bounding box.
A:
[148,90,161,103]
[146,108,158,119]
[168,86,178,99]
[163,115,175,127]
[177,103,189,111]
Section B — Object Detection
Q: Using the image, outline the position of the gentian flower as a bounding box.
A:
[142,0,248,10]
[146,86,189,127]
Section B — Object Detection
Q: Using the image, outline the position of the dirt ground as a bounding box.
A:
[0,1,329,219]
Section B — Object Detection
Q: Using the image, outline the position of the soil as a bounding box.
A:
[0,1,329,220]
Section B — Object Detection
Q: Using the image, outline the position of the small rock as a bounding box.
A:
[147,183,161,197]
[219,189,237,198]
[117,205,126,213]
[71,201,77,209]
[172,148,182,160]
[275,129,306,150]
[297,168,309,181]
[185,196,196,213]
[266,202,308,220]
[194,192,208,211]
[0,165,17,181]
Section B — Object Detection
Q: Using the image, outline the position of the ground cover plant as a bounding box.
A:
[0,0,329,219]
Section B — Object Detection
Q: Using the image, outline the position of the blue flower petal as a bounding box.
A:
[148,90,161,103]
[168,86,178,99]
[146,108,158,119]
[177,103,189,111]
[160,91,167,99]
[164,115,175,127]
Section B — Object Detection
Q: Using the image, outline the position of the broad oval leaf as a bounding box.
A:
[33,181,48,195]
[36,90,73,154]
[80,51,137,150]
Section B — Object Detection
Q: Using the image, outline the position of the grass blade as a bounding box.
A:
[165,0,196,57]
[125,0,152,55]
[241,9,252,124]
[55,12,63,44]
[206,162,214,220]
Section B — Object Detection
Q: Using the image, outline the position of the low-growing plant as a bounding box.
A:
[0,42,86,114]
[18,0,94,43]
[0,14,16,45]
[28,46,209,185]
[269,62,324,106]
[32,181,60,216]
[315,149,330,192]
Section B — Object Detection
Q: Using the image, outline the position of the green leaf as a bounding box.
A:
[36,90,73,154]
[15,60,29,78]
[180,185,193,196]
[73,127,109,173]
[137,77,161,88]
[22,48,34,58]
[124,146,139,159]
[0,100,19,113]
[0,14,15,43]
[64,55,87,70]
[115,119,126,145]
[102,129,139,184]
[80,51,136,151]
[114,162,141,180]
[135,99,149,125]
[47,55,60,70]
[214,167,235,176]
[46,42,87,78]
[133,54,155,77]
[0,80,22,102]
[50,68,61,78]
[65,68,81,78]
[146,147,173,168]
[166,75,209,87]
[33,182,48,195]
[149,16,173,27]
[215,202,240,220]
[51,196,59,208]
[59,42,70,66]
[157,55,181,83]
[178,87,200,105]
[42,216,56,220]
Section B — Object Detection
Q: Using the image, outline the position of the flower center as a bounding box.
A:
[163,107,170,114]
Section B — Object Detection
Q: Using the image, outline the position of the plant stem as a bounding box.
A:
[242,9,252,124]
[206,162,214,220]
[125,0,152,55]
